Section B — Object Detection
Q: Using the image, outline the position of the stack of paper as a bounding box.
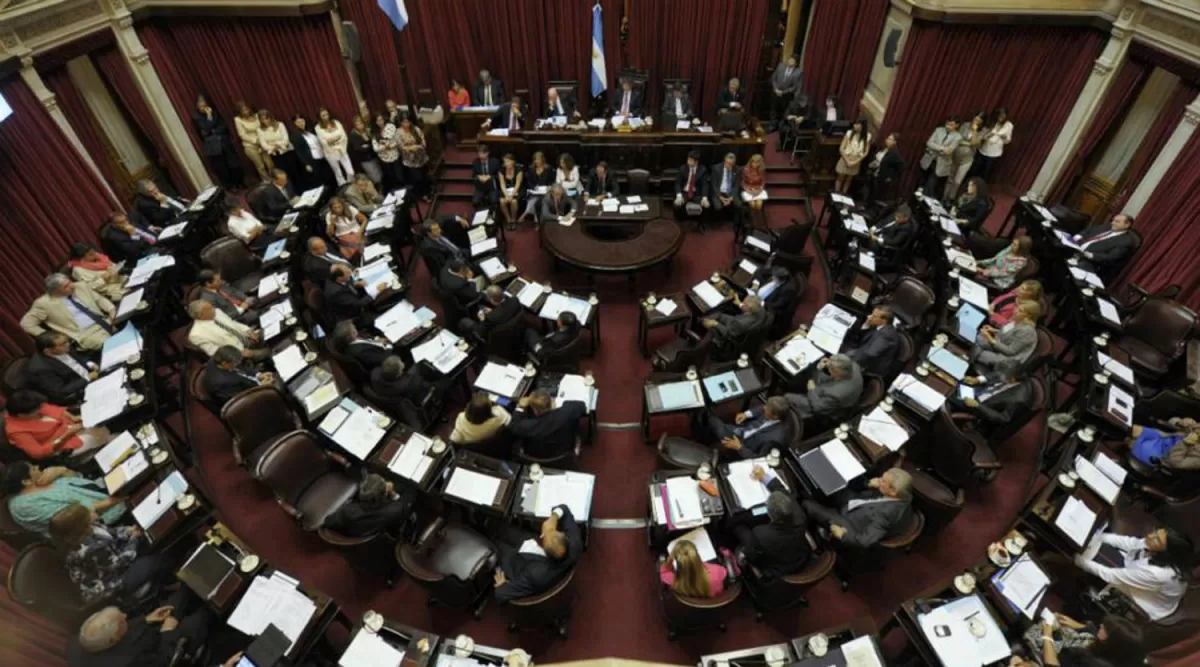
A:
[104,451,149,493]
[555,374,598,412]
[858,251,876,272]
[366,215,394,233]
[157,221,189,240]
[692,281,725,309]
[664,477,704,526]
[1093,452,1128,486]
[726,459,771,507]
[846,214,869,235]
[533,471,594,519]
[823,439,866,482]
[321,399,387,460]
[922,196,947,217]
[132,470,189,529]
[1056,495,1097,546]
[654,299,678,317]
[277,212,301,234]
[957,278,989,309]
[412,330,463,366]
[946,248,977,271]
[830,193,854,207]
[100,325,144,371]
[226,573,317,651]
[601,198,620,212]
[257,273,288,298]
[1075,455,1120,504]
[475,362,525,397]
[773,336,825,374]
[892,373,947,412]
[667,526,717,562]
[363,243,391,263]
[939,216,961,235]
[82,369,130,427]
[189,186,218,210]
[487,128,510,136]
[840,636,885,667]
[116,288,146,319]
[339,631,404,667]
[539,293,591,322]
[260,300,295,341]
[809,303,856,354]
[655,380,704,411]
[516,281,546,308]
[382,189,406,207]
[994,553,1050,619]
[95,431,141,474]
[273,345,309,382]
[1056,230,1082,250]
[356,260,397,298]
[479,257,508,279]
[296,187,324,208]
[858,406,909,452]
[1069,267,1105,288]
[375,300,434,343]
[388,433,434,482]
[445,467,502,505]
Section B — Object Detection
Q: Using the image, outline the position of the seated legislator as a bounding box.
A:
[741,466,812,578]
[520,152,554,225]
[674,150,710,213]
[869,204,916,253]
[701,395,791,459]
[420,217,469,267]
[332,320,391,370]
[786,354,864,419]
[102,213,157,263]
[1117,419,1200,471]
[67,243,127,301]
[586,161,619,199]
[710,152,743,222]
[497,154,525,228]
[952,177,990,234]
[844,305,901,377]
[494,505,582,602]
[28,332,95,406]
[451,393,512,445]
[972,300,1040,375]
[989,279,1043,328]
[803,469,913,549]
[186,300,266,361]
[471,144,502,209]
[203,346,266,406]
[344,173,383,215]
[369,356,436,404]
[302,237,343,285]
[132,179,187,227]
[612,78,644,118]
[749,265,799,324]
[197,270,257,325]
[261,169,298,221]
[716,78,743,115]
[2,463,126,536]
[953,367,1035,428]
[462,286,523,340]
[1024,614,1146,667]
[525,311,580,359]
[5,390,111,461]
[555,154,582,197]
[1073,527,1193,621]
[1074,213,1138,283]
[439,260,485,305]
[326,197,367,260]
[542,184,576,220]
[474,69,506,107]
[740,154,768,214]
[661,84,695,126]
[68,593,221,667]
[976,236,1032,290]
[544,87,578,120]
[489,96,527,133]
[323,264,374,325]
[21,274,115,352]
[49,503,165,605]
[660,540,726,598]
[701,295,769,357]
[447,78,471,110]
[225,202,275,251]
[324,473,416,538]
[509,391,587,460]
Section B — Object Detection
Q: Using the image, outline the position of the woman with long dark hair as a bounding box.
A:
[835,117,871,194]
[973,107,1013,181]
[1074,527,1193,621]
[1019,613,1144,667]
[953,176,991,234]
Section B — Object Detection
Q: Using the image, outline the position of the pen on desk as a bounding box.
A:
[963,610,980,622]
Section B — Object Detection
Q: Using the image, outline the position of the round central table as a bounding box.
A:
[540,218,685,280]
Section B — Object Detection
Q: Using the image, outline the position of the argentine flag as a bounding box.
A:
[378,0,409,31]
[591,3,607,97]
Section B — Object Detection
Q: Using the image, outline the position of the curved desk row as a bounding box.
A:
[540,217,685,287]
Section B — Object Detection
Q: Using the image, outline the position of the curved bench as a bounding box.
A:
[541,218,684,275]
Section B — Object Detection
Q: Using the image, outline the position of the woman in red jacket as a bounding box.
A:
[4,391,110,461]
[988,279,1043,328]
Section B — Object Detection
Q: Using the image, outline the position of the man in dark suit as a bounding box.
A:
[845,305,901,377]
[953,368,1035,429]
[509,391,587,460]
[102,213,157,263]
[661,85,694,126]
[490,96,527,132]
[461,286,523,340]
[261,169,296,221]
[710,153,743,223]
[769,55,803,127]
[202,345,263,406]
[870,205,916,271]
[716,78,743,115]
[419,218,468,270]
[68,590,218,667]
[802,468,913,549]
[28,332,94,405]
[471,144,502,209]
[324,473,416,538]
[439,260,483,305]
[133,179,187,227]
[303,237,342,285]
[369,356,435,404]
[474,69,506,107]
[323,264,373,325]
[869,133,904,201]
[544,87,577,119]
[586,161,619,199]
[674,150,709,214]
[493,504,582,602]
[525,311,580,359]
[1073,213,1138,283]
[197,270,257,325]
[742,466,811,579]
[702,295,770,357]
[612,78,643,117]
[192,95,240,189]
[779,91,813,150]
[702,395,791,459]
[332,321,391,370]
[751,265,799,326]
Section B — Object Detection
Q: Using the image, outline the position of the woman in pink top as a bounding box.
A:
[659,540,727,598]
[988,279,1043,327]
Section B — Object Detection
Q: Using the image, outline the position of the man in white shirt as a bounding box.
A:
[225,203,277,250]
[1074,528,1192,621]
[186,300,267,361]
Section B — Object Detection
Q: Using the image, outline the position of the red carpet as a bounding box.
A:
[172,139,1045,662]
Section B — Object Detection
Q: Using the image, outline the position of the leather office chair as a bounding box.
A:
[743,539,836,618]
[222,386,303,468]
[0,356,30,399]
[317,525,405,587]
[627,169,651,195]
[303,284,327,331]
[395,516,498,618]
[906,415,976,530]
[656,432,717,471]
[506,567,577,637]
[652,330,713,373]
[1143,586,1200,653]
[451,431,513,459]
[189,364,222,416]
[882,277,936,334]
[516,436,581,468]
[978,375,1046,446]
[885,331,915,383]
[712,311,774,363]
[659,573,742,639]
[976,257,1039,293]
[200,237,263,294]
[479,313,527,363]
[432,283,476,337]
[1114,289,1197,382]
[938,406,1004,483]
[246,183,282,224]
[810,376,884,436]
[534,331,585,374]
[254,430,359,531]
[1019,327,1056,376]
[832,508,925,592]
[362,384,441,433]
[6,543,89,629]
[1153,493,1200,545]
[879,509,924,553]
[325,339,370,388]
[1121,391,1200,503]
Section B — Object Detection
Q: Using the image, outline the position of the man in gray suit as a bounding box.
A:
[702,296,770,358]
[972,300,1040,375]
[920,116,961,195]
[802,468,913,548]
[770,55,803,127]
[786,354,863,419]
[702,395,791,459]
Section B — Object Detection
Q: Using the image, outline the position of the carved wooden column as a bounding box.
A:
[1122,93,1200,216]
[328,7,366,109]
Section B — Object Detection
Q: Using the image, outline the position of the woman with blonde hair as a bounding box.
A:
[989,279,1042,328]
[740,154,768,214]
[659,539,727,598]
[234,100,270,181]
[325,196,367,259]
[316,107,354,186]
[520,151,554,225]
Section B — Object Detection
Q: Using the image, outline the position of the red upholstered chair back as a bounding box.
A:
[660,579,742,635]
[200,237,259,283]
[889,278,936,331]
[6,543,86,629]
[222,387,302,466]
[254,431,332,508]
[931,409,982,489]
[1,357,31,399]
[1124,298,1196,360]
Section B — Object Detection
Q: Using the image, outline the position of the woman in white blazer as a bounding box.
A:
[316,107,354,186]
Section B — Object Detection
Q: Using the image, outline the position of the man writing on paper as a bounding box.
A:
[802,468,913,548]
[186,301,267,361]
[323,264,375,325]
[494,504,582,602]
[203,346,271,406]
[952,366,1035,434]
[844,305,901,377]
[28,332,97,405]
[22,274,115,352]
[971,300,1040,374]
[508,391,587,460]
[701,295,769,360]
[697,395,790,459]
[786,354,863,420]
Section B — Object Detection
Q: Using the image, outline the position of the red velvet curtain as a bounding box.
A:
[1121,130,1200,307]
[92,46,196,197]
[1110,82,1197,211]
[801,0,890,118]
[0,78,114,357]
[40,66,124,198]
[0,543,67,666]
[879,22,1105,193]
[1049,59,1150,203]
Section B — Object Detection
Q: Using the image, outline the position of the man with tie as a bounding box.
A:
[802,468,913,548]
[701,395,791,459]
[198,270,258,325]
[28,333,96,405]
[541,184,575,220]
[471,144,502,209]
[869,205,916,270]
[786,354,864,419]
[1073,214,1138,284]
[544,87,577,120]
[323,264,374,325]
[953,367,1035,432]
[203,345,270,406]
[261,169,297,222]
[613,78,643,117]
[674,151,710,216]
[709,152,743,225]
[133,179,187,227]
[419,218,469,270]
[491,96,526,132]
[525,311,581,359]
[844,305,902,377]
[749,265,799,325]
[186,300,266,360]
[474,69,506,107]
[716,78,743,115]
[102,212,157,263]
[769,55,803,128]
[332,320,392,370]
[302,237,343,285]
[702,295,771,358]
[438,259,485,306]
[660,85,694,126]
[22,274,115,351]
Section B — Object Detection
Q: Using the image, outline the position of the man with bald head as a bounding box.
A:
[493,504,582,602]
[68,590,218,667]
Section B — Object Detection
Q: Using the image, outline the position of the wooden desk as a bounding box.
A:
[451,108,499,147]
[370,425,453,492]
[637,292,691,358]
[476,128,762,173]
[287,361,352,421]
[540,217,684,285]
[851,406,914,465]
[687,277,736,315]
[128,467,210,548]
[789,615,878,665]
[641,372,706,443]
[435,449,521,516]
[699,361,765,409]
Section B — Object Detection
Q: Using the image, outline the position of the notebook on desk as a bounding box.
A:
[177,543,236,601]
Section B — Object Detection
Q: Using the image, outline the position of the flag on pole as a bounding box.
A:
[591,3,607,98]
[378,0,409,31]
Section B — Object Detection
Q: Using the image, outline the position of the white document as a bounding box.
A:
[737,259,758,275]
[304,382,341,415]
[475,362,525,397]
[100,325,144,371]
[664,476,704,524]
[918,594,1010,667]
[555,374,598,412]
[257,273,282,298]
[1097,351,1134,386]
[444,467,502,505]
[516,281,545,308]
[318,405,350,434]
[366,215,394,233]
[411,329,461,365]
[374,301,421,343]
[745,234,771,252]
[116,288,145,318]
[667,526,717,563]
[946,248,977,272]
[467,226,489,245]
[1056,230,1082,251]
[1075,455,1120,505]
[957,277,990,309]
[487,128,510,136]
[846,214,869,235]
[656,380,704,411]
[1107,385,1134,426]
[858,251,876,272]
[273,345,309,382]
[939,216,961,235]
[82,369,130,428]
[1056,495,1097,547]
[626,195,642,203]
[692,281,725,309]
[893,373,947,412]
[106,451,149,494]
[132,470,188,529]
[1096,298,1121,325]
[157,221,189,240]
[95,431,140,474]
[807,326,843,355]
[995,553,1051,619]
[363,243,391,263]
[858,406,909,452]
[675,120,691,130]
[331,403,386,460]
[841,635,884,667]
[773,336,825,374]
[1069,266,1105,288]
[471,210,491,227]
[830,193,853,207]
[741,190,768,202]
[618,205,635,214]
[339,631,404,667]
[226,574,317,651]
[532,185,550,195]
[821,439,866,482]
[923,196,947,217]
[654,299,678,317]
[601,198,620,211]
[1093,452,1128,486]
[297,186,324,208]
[479,257,508,279]
[389,433,432,480]
[277,212,301,233]
[727,459,771,508]
[534,472,594,519]
[539,293,591,323]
